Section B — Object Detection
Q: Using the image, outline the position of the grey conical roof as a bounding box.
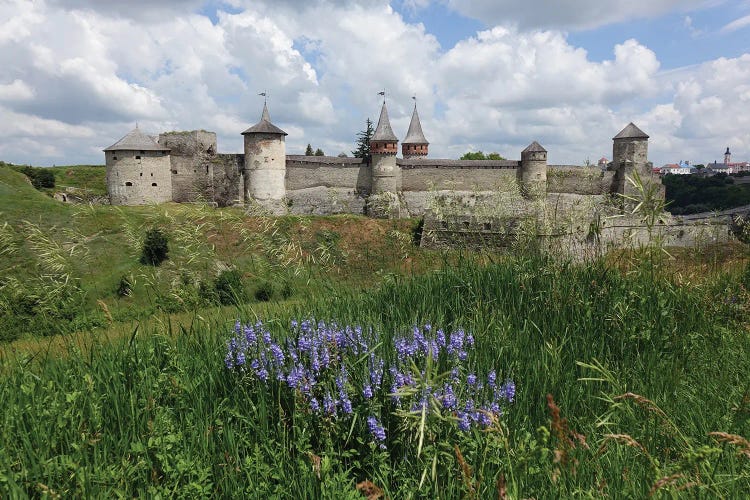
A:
[522,141,546,153]
[403,104,428,145]
[242,102,288,135]
[103,126,170,151]
[372,101,398,142]
[613,122,649,140]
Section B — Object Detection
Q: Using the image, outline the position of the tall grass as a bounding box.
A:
[1,255,748,497]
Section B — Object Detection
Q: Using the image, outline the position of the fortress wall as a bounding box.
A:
[400,162,519,192]
[546,166,612,195]
[285,187,367,215]
[286,156,370,192]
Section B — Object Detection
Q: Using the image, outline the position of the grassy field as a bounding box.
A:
[1,165,749,497]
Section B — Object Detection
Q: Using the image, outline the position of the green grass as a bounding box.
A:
[47,164,107,196]
[1,256,749,497]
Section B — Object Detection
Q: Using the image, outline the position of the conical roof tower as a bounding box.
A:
[370,101,398,155]
[104,125,170,152]
[242,102,287,136]
[402,104,429,158]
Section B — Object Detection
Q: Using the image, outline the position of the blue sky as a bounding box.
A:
[1,0,749,167]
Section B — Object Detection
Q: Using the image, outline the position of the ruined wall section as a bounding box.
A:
[211,154,244,206]
[106,150,172,205]
[159,131,218,203]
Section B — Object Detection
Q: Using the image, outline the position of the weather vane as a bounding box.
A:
[258,91,267,103]
[378,90,386,102]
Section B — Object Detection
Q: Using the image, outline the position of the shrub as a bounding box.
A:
[140,228,169,266]
[214,270,246,305]
[254,281,275,302]
[116,275,132,297]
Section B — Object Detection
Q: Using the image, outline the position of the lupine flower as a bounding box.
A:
[225,320,514,434]
[487,370,497,389]
[367,416,387,447]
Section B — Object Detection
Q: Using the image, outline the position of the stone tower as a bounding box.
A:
[401,103,429,159]
[725,147,731,165]
[519,141,548,200]
[370,100,399,194]
[104,126,172,205]
[611,122,651,197]
[242,102,287,212]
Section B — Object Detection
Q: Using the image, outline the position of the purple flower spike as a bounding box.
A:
[367,416,387,445]
[502,380,516,403]
[457,411,471,432]
[487,370,497,389]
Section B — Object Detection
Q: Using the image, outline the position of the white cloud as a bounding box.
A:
[721,14,750,33]
[0,80,34,101]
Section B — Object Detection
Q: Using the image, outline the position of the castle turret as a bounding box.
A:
[401,104,429,159]
[104,126,172,205]
[725,147,731,165]
[370,101,399,194]
[519,141,547,200]
[242,102,287,211]
[611,122,651,197]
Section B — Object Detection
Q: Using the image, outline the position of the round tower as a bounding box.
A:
[401,103,429,159]
[612,122,649,196]
[519,141,547,200]
[370,100,399,194]
[241,102,287,212]
[104,126,172,205]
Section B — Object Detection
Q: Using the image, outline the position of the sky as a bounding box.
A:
[1,0,749,167]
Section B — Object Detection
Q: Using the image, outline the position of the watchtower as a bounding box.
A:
[370,100,399,194]
[519,141,548,200]
[103,126,172,205]
[401,103,429,159]
[242,102,287,211]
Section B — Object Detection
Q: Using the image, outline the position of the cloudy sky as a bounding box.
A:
[1,0,749,167]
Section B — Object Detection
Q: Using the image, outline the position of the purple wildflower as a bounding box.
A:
[367,416,387,446]
[501,380,516,403]
[487,370,497,389]
[467,374,477,386]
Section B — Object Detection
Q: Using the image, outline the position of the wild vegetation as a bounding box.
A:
[0,164,749,497]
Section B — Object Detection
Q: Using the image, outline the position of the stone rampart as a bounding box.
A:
[546,166,613,195]
[399,159,519,192]
[286,156,370,192]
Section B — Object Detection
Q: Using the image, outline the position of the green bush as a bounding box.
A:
[254,281,275,302]
[214,270,246,305]
[140,228,169,266]
[116,275,132,297]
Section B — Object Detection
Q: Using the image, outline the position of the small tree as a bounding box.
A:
[305,143,314,156]
[314,148,324,156]
[140,228,169,266]
[352,118,374,160]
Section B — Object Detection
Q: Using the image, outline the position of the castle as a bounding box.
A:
[104,100,659,217]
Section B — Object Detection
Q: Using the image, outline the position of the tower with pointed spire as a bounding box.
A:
[610,122,652,197]
[402,103,429,159]
[103,125,172,205]
[519,141,547,199]
[725,147,731,165]
[242,102,288,211]
[369,100,400,195]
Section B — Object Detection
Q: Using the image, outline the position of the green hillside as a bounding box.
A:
[0,165,434,341]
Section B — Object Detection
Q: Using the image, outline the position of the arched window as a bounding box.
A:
[125,182,133,186]
[152,183,157,186]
